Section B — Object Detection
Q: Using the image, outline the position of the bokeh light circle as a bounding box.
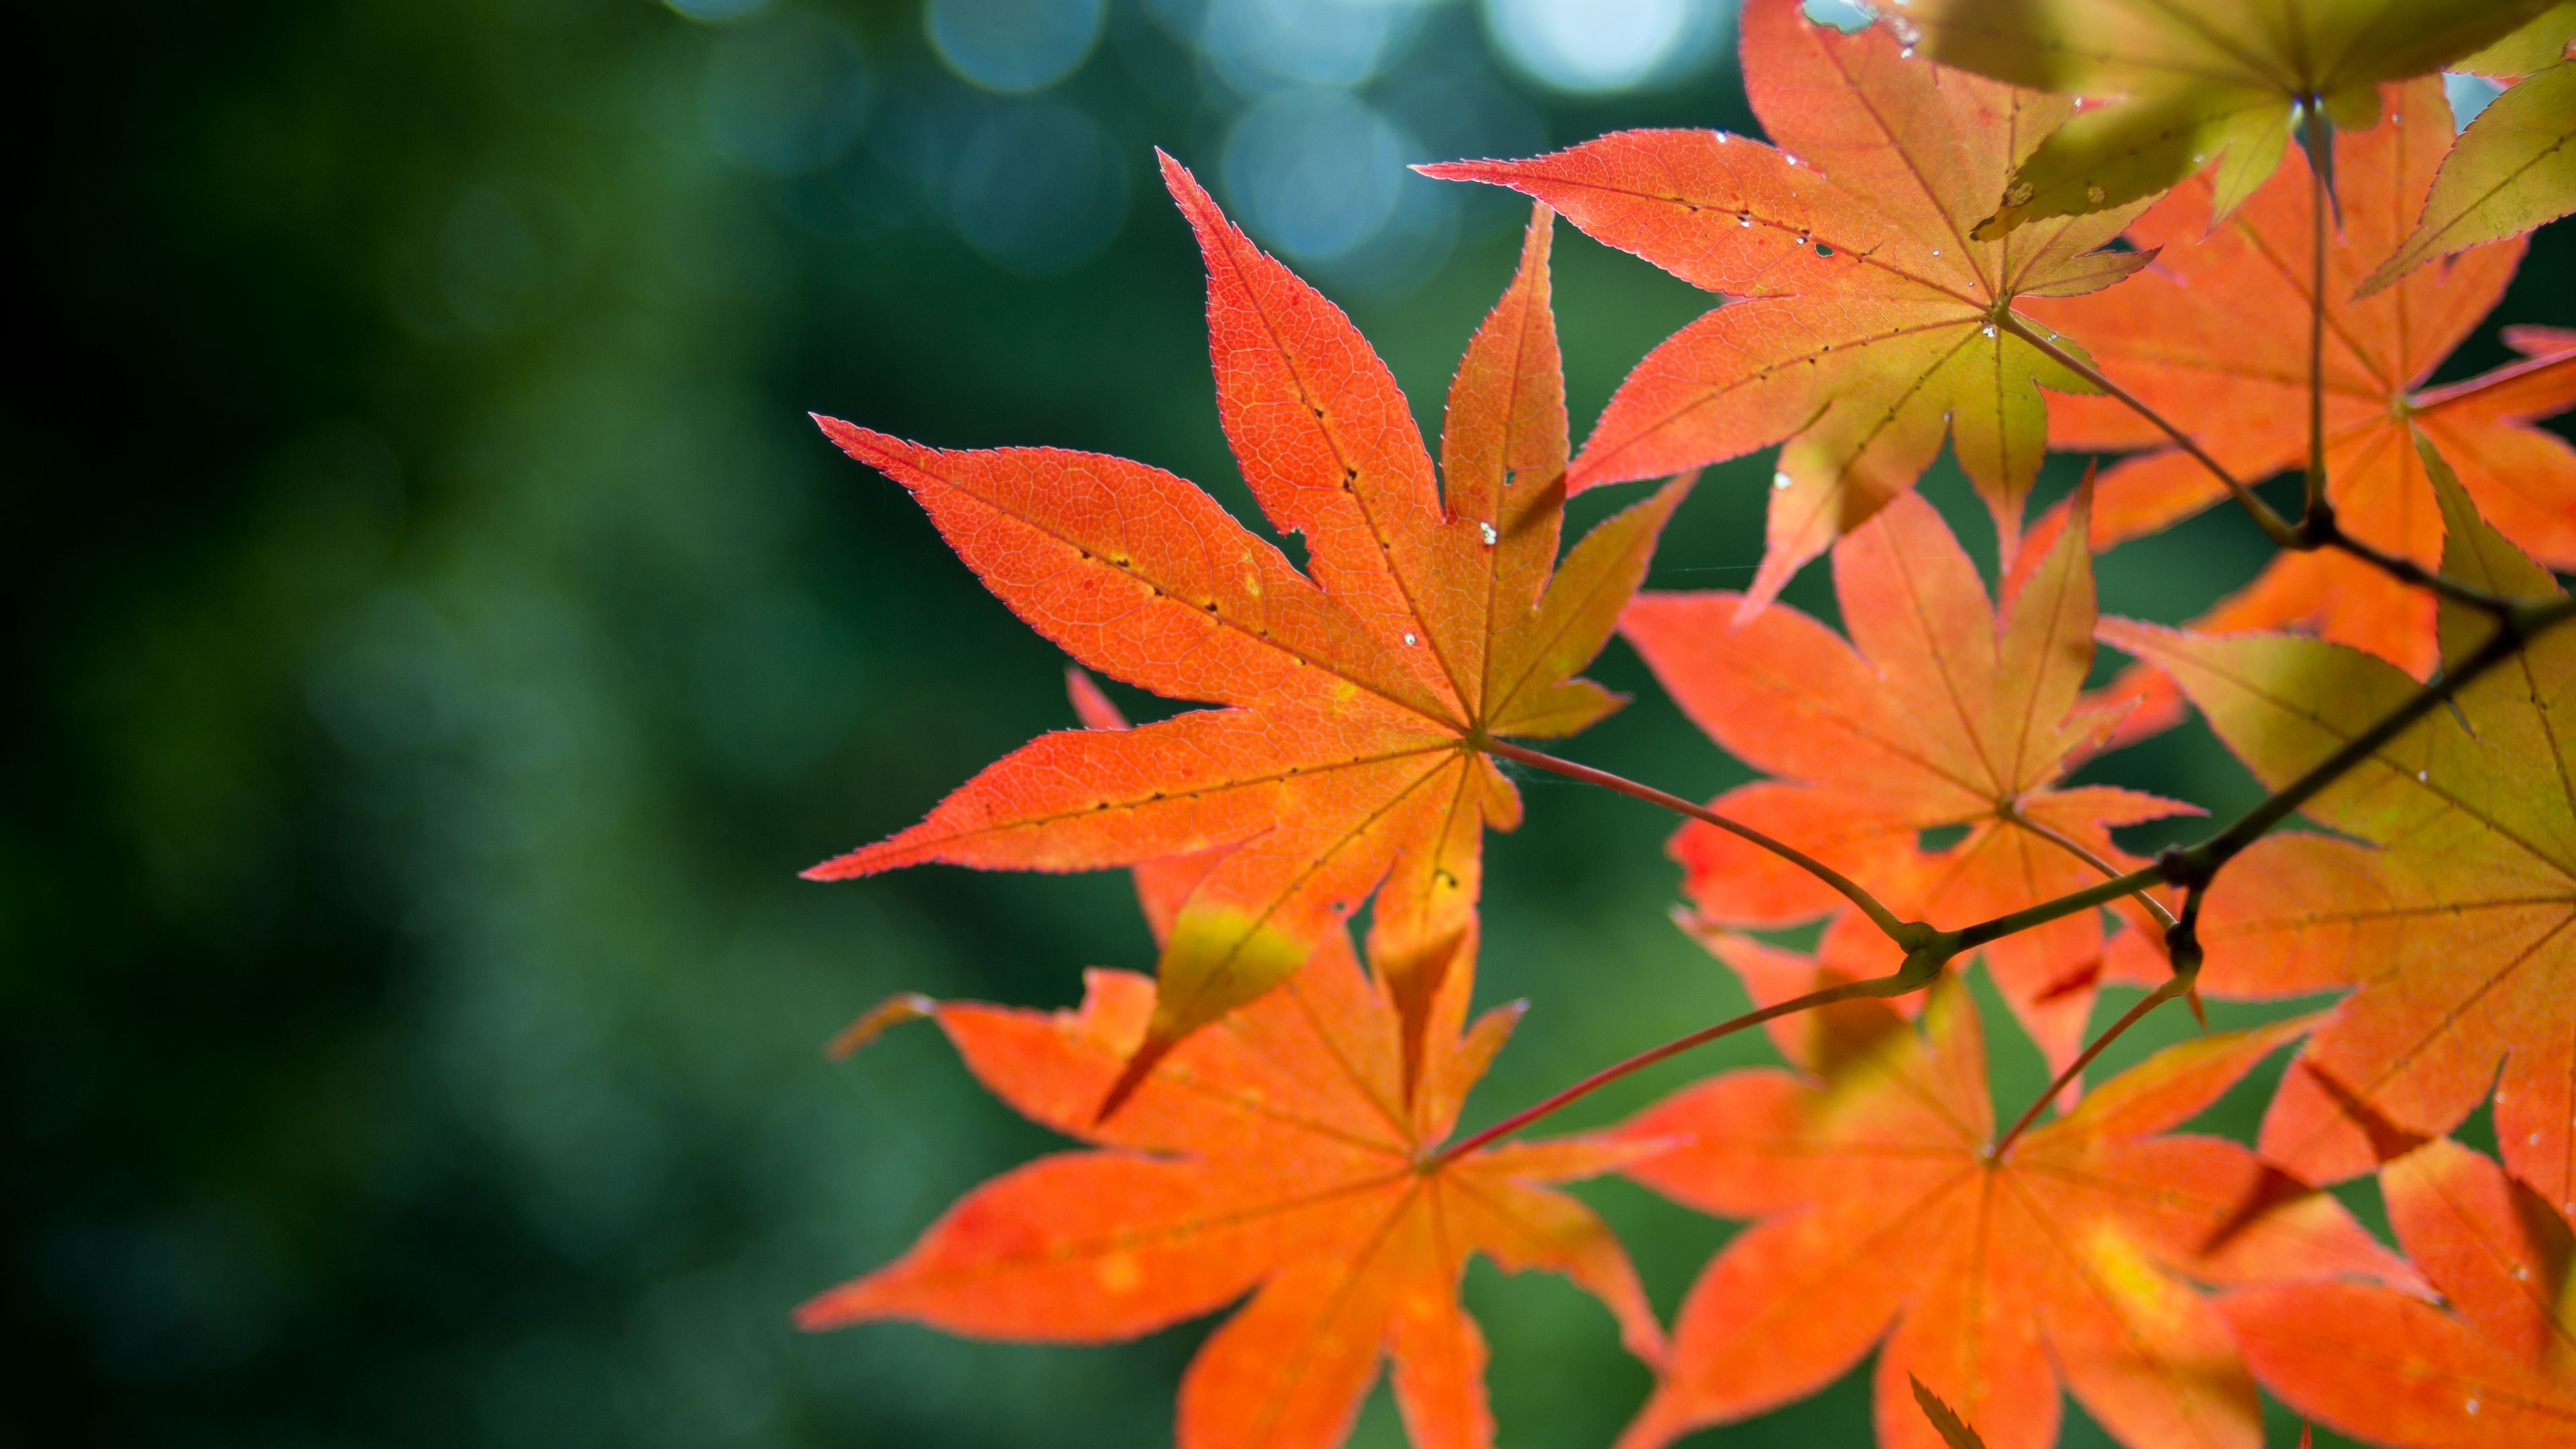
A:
[1200,0,1411,91]
[1222,89,1413,261]
[702,13,870,174]
[1481,0,1729,93]
[927,0,1107,94]
[947,99,1132,272]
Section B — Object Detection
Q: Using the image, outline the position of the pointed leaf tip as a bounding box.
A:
[826,991,938,1059]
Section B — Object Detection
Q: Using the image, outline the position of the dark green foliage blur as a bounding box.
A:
[8,0,2567,1443]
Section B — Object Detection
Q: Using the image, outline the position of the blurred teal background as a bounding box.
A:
[9,0,2569,1443]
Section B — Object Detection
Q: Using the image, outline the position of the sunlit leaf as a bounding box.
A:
[1424,0,2146,606]
[1896,0,2561,232]
[810,176,1686,1108]
[2223,1138,2576,1443]
[2102,466,2576,1195]
[2035,84,2576,741]
[1623,488,2190,1078]
[1609,983,2406,1449]
[2360,61,2576,296]
[803,887,1664,1449]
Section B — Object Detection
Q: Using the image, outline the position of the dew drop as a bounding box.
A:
[2418,769,2430,782]
[1785,153,1801,167]
[1717,131,1730,144]
[1738,211,1752,227]
[1982,324,1997,338]
[1479,521,1497,545]
[1900,46,1915,58]
[2466,1399,2480,1416]
[1931,248,1941,256]
[2516,1265,2532,1280]
[1403,633,1418,646]
[1772,471,1794,492]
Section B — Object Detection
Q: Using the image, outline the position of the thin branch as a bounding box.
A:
[1997,312,2300,546]
[1991,973,2192,1157]
[2184,596,2575,864]
[1430,951,1946,1167]
[1949,596,2576,951]
[1992,885,2206,1157]
[1485,738,1925,947]
[2304,515,2526,616]
[1999,802,2177,929]
[1998,317,2520,617]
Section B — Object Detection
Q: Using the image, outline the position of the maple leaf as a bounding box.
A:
[1604,979,2409,1449]
[2457,5,2576,77]
[799,856,1666,1449]
[808,168,1689,1110]
[2362,58,2576,297]
[1421,0,2152,608]
[1896,0,2561,234]
[2031,80,2576,735]
[2100,459,2576,1199]
[1621,486,2192,1076]
[2222,1137,2576,1444]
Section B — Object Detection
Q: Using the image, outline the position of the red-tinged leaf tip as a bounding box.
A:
[810,414,913,474]
[1065,665,1128,732]
[800,851,874,882]
[1910,1373,1991,1449]
[1157,148,1215,220]
[2297,1426,2312,1449]
[2504,323,2576,358]
[1414,159,1505,183]
[825,991,938,1060]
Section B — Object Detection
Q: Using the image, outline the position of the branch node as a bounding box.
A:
[2153,844,2208,888]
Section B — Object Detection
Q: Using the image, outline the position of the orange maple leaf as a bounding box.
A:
[2033,78,2576,737]
[800,806,1666,1449]
[809,168,1688,1110]
[1606,981,2410,1449]
[1422,0,2153,607]
[2102,460,2576,1201]
[2222,1138,2576,1445]
[1621,486,2190,1076]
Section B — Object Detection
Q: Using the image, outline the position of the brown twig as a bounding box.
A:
[1997,312,2300,547]
[1998,801,2177,929]
[1430,947,1947,1167]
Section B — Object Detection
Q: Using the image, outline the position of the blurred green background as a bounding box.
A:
[10,0,2569,1443]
